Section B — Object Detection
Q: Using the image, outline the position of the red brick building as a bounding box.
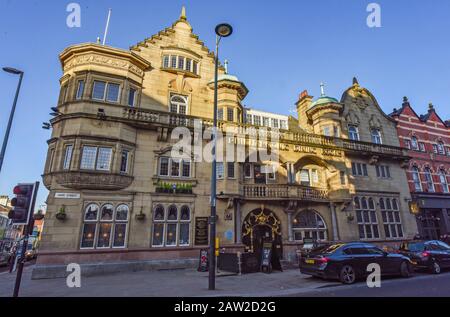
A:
[391,98,450,240]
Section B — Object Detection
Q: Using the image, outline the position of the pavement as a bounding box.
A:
[1,264,450,297]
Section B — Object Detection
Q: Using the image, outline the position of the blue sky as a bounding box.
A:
[1,0,449,209]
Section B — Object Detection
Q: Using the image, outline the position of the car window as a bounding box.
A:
[348,247,369,255]
[367,247,385,255]
[427,243,441,251]
[436,241,450,250]
[313,244,344,255]
[402,242,425,252]
[343,248,353,255]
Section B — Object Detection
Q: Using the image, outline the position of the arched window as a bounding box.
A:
[392,198,399,211]
[437,141,445,155]
[113,205,129,248]
[292,210,327,241]
[354,197,360,210]
[379,198,385,210]
[81,203,129,249]
[368,198,375,210]
[412,167,422,191]
[152,204,192,247]
[371,129,382,144]
[439,169,449,193]
[424,167,435,192]
[170,95,187,115]
[411,136,419,150]
[348,125,359,141]
[386,198,392,210]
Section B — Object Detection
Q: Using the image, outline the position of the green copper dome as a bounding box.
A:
[217,74,240,82]
[310,96,339,108]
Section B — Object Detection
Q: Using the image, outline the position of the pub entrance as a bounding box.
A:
[242,208,283,271]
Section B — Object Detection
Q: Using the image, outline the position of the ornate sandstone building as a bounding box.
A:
[34,9,418,277]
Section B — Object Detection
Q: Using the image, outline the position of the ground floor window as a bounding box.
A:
[80,203,129,249]
[292,209,327,241]
[355,196,380,239]
[380,198,404,238]
[152,204,191,247]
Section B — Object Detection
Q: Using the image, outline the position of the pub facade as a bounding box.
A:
[34,8,418,277]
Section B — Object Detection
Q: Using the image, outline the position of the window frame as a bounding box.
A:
[355,196,380,240]
[412,167,422,191]
[371,129,383,144]
[62,144,74,170]
[151,204,191,248]
[169,94,188,115]
[348,125,360,141]
[381,198,404,239]
[75,80,85,100]
[80,203,130,250]
[80,145,113,172]
[92,80,122,103]
[424,167,435,192]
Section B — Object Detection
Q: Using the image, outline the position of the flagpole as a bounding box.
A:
[102,8,112,45]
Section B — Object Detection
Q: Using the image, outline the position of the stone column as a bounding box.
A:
[235,200,242,244]
[330,202,340,241]
[287,211,294,242]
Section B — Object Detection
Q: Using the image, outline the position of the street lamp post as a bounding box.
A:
[209,23,233,291]
[0,67,24,175]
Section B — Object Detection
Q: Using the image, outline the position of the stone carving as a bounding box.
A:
[64,54,144,77]
[50,171,134,190]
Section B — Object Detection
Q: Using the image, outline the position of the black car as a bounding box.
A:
[398,240,450,274]
[299,242,412,284]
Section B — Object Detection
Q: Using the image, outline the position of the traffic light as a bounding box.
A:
[8,182,39,225]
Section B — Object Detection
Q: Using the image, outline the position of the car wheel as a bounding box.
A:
[430,261,441,274]
[339,265,356,284]
[400,261,411,278]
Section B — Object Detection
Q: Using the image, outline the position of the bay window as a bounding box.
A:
[80,146,112,171]
[92,81,121,103]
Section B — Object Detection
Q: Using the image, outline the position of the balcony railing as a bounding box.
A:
[122,107,408,158]
[337,139,406,157]
[240,184,329,201]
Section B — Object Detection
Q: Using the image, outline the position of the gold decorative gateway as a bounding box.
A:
[242,208,282,252]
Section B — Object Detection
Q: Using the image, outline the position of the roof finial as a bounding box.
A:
[224,59,229,74]
[353,77,359,86]
[320,82,326,97]
[429,102,434,111]
[180,6,187,21]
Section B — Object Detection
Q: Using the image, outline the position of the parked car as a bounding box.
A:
[0,251,11,267]
[299,242,413,284]
[398,240,450,274]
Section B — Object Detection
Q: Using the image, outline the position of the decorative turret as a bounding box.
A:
[208,60,248,123]
[305,83,343,137]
